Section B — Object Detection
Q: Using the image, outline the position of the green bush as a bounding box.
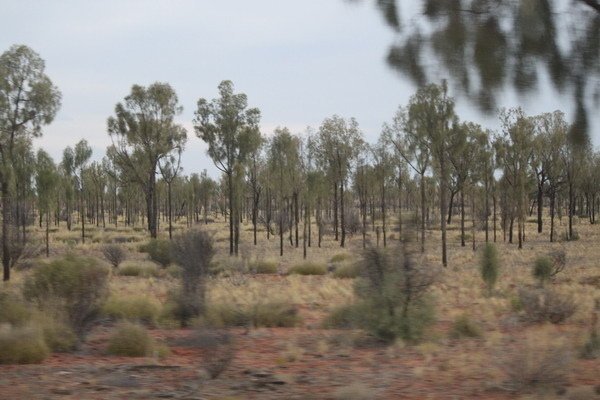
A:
[143,239,172,268]
[333,262,361,279]
[449,315,482,339]
[36,316,77,352]
[481,243,499,295]
[322,304,364,329]
[102,244,126,268]
[326,247,436,343]
[107,322,155,357]
[22,255,109,337]
[533,256,553,286]
[288,262,327,276]
[0,326,49,364]
[102,295,161,325]
[517,287,576,324]
[0,292,31,326]
[330,253,351,263]
[203,301,301,328]
[117,262,159,278]
[250,260,278,274]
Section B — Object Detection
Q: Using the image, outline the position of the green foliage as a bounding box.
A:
[203,302,301,329]
[102,295,161,325]
[0,326,50,364]
[170,230,215,325]
[480,243,499,294]
[533,256,553,286]
[117,262,159,278]
[22,255,109,336]
[330,253,351,263]
[144,239,172,268]
[249,260,278,274]
[288,262,327,276]
[517,287,577,324]
[36,316,77,352]
[0,292,31,326]
[107,322,155,357]
[327,246,436,343]
[332,262,361,279]
[449,315,482,339]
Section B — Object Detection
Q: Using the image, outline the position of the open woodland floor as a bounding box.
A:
[0,214,599,400]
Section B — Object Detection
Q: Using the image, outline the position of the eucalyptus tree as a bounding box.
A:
[245,132,265,245]
[371,138,394,247]
[35,150,58,256]
[194,80,260,255]
[13,138,36,239]
[268,127,301,256]
[0,45,61,280]
[158,148,183,239]
[107,82,187,239]
[447,122,473,247]
[495,108,536,249]
[383,106,430,253]
[314,115,363,248]
[354,148,372,248]
[67,139,93,243]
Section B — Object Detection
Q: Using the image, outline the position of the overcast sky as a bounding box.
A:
[1,0,592,177]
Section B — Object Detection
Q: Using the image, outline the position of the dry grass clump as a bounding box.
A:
[194,329,235,379]
[0,325,49,364]
[102,244,126,268]
[449,314,483,339]
[517,287,577,324]
[332,262,361,279]
[107,322,164,357]
[117,261,160,278]
[102,295,161,325]
[333,382,374,400]
[249,259,278,274]
[330,253,352,263]
[504,331,572,392]
[203,301,301,328]
[288,261,327,276]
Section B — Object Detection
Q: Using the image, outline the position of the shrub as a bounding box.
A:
[533,256,553,286]
[288,262,327,276]
[23,255,109,337]
[117,261,159,278]
[107,322,154,357]
[333,262,361,279]
[449,315,482,339]
[35,316,77,352]
[0,326,49,364]
[249,260,278,274]
[203,301,301,329]
[144,239,172,268]
[170,230,214,326]
[322,304,364,329]
[329,245,436,343]
[518,287,577,324]
[102,295,161,325]
[331,253,351,263]
[0,292,31,326]
[480,243,499,295]
[102,244,126,268]
[505,337,571,391]
[194,329,235,379]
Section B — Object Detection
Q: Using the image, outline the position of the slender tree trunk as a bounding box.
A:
[568,180,574,239]
[382,183,386,248]
[303,203,307,259]
[440,156,448,267]
[228,172,234,255]
[537,180,544,233]
[447,189,455,224]
[333,181,339,241]
[45,212,50,257]
[550,190,556,242]
[294,191,299,248]
[420,172,426,253]
[340,180,346,248]
[460,188,465,247]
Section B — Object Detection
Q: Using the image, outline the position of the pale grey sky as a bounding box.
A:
[1,0,590,177]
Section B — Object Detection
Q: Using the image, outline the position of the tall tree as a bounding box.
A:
[107,82,187,238]
[314,115,363,248]
[0,45,61,281]
[35,149,58,257]
[194,80,260,255]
